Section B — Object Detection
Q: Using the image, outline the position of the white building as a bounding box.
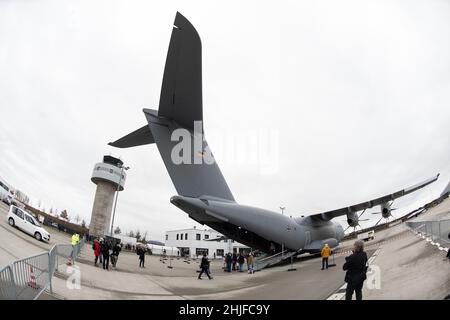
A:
[165,227,250,259]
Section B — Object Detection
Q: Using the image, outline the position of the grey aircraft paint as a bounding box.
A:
[109,12,439,255]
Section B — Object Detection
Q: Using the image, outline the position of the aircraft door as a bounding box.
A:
[305,231,311,246]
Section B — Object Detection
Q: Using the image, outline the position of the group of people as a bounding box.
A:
[224,252,255,274]
[321,240,369,300]
[197,251,256,280]
[92,238,122,270]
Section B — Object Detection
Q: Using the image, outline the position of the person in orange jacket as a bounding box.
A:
[321,244,331,270]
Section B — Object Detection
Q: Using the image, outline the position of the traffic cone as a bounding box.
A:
[28,266,38,289]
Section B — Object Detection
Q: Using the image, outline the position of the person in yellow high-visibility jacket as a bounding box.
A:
[71,233,80,246]
[321,244,331,270]
[67,233,80,265]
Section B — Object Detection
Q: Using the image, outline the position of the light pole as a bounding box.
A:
[280,206,285,215]
[110,164,130,236]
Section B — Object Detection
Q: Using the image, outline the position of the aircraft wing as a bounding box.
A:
[310,174,440,221]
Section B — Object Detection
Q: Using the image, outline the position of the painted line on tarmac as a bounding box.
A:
[326,247,382,300]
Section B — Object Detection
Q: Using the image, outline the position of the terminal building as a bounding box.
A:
[165,227,250,259]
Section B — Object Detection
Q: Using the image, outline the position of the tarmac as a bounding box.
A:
[0,198,449,300]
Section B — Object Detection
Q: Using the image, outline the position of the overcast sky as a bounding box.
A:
[1,0,449,241]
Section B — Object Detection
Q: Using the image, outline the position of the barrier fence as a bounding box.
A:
[406,218,450,248]
[0,239,84,300]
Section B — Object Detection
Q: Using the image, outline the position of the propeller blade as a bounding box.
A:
[359,219,370,221]
[358,209,367,219]
[371,212,381,215]
[374,217,383,226]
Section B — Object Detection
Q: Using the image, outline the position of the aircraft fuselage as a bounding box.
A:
[170,195,345,253]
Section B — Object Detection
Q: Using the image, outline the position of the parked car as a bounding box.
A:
[7,205,50,242]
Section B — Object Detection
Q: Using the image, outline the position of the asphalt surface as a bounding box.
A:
[1,199,449,299]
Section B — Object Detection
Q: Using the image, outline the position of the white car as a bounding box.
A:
[7,205,50,242]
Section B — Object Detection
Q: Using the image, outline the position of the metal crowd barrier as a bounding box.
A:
[406,218,450,247]
[0,239,84,300]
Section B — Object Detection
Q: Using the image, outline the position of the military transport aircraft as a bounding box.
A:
[109,12,439,259]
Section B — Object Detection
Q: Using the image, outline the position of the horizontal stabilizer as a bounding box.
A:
[108,125,155,148]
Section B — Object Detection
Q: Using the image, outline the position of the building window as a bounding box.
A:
[204,234,209,240]
[165,235,168,241]
[181,234,183,240]
[216,249,224,257]
[185,233,188,240]
[196,248,208,256]
[176,234,179,240]
[196,234,201,240]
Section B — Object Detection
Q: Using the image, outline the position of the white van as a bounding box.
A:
[0,179,14,205]
[7,205,50,242]
[357,230,375,242]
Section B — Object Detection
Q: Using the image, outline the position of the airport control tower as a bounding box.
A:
[89,155,127,237]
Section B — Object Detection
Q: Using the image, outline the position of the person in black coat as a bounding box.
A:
[101,240,112,270]
[238,253,245,272]
[198,253,213,280]
[137,246,146,268]
[111,243,122,268]
[225,253,232,272]
[343,240,368,300]
[232,253,237,271]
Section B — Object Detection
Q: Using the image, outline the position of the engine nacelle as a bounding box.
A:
[346,212,359,227]
[380,202,391,218]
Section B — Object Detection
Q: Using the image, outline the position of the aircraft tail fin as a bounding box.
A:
[143,109,235,202]
[109,12,235,202]
[158,12,202,131]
